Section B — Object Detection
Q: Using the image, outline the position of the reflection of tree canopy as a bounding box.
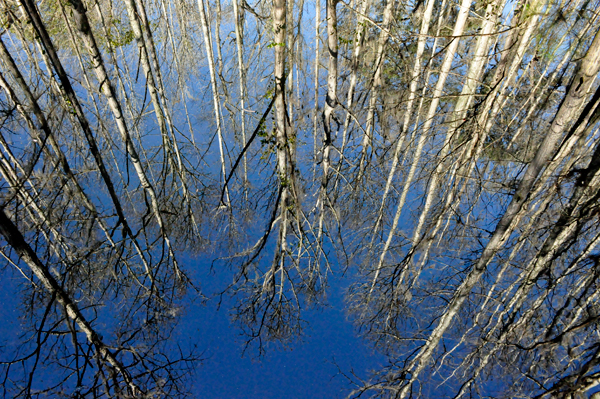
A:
[1,0,600,396]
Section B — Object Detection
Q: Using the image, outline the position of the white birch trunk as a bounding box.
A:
[66,0,181,278]
[232,0,249,183]
[317,0,338,243]
[369,0,435,241]
[197,0,230,204]
[0,209,142,396]
[338,0,369,161]
[396,29,600,398]
[369,0,473,295]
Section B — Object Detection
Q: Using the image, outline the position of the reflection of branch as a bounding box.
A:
[220,95,276,206]
[534,344,600,399]
[23,292,56,398]
[239,185,282,277]
[216,183,283,307]
[0,208,142,396]
[242,0,269,19]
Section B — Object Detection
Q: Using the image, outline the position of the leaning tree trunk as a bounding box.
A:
[369,0,435,242]
[369,0,472,296]
[0,209,142,396]
[16,0,140,263]
[396,28,600,399]
[65,0,182,280]
[0,42,117,251]
[404,0,505,283]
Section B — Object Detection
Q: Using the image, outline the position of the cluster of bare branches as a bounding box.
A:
[1,0,600,395]
[0,0,203,394]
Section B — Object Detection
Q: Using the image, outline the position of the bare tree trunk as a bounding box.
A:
[131,0,198,220]
[215,0,225,78]
[430,0,568,248]
[317,0,338,243]
[15,0,140,260]
[197,0,230,204]
[409,0,505,262]
[313,0,321,160]
[274,0,289,183]
[0,208,142,396]
[0,58,118,251]
[369,0,472,295]
[122,0,172,165]
[337,0,369,166]
[396,28,600,398]
[64,0,182,279]
[232,0,248,184]
[286,0,295,127]
[8,5,158,283]
[369,0,435,241]
[272,0,296,267]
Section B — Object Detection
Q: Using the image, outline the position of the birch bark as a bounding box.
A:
[396,28,600,398]
[197,0,230,204]
[369,0,473,295]
[0,209,142,396]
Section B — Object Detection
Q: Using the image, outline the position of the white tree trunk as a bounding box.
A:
[397,28,600,398]
[369,0,472,295]
[197,0,230,204]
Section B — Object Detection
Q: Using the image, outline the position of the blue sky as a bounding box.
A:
[178,260,386,398]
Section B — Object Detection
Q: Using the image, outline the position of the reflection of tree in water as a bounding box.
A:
[1,0,600,396]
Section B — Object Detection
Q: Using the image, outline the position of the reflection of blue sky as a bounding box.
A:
[0,268,21,352]
[176,258,385,398]
[1,5,387,393]
[3,0,600,395]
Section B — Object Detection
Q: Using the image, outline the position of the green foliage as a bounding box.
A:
[104,22,135,51]
[258,117,277,160]
[339,36,352,45]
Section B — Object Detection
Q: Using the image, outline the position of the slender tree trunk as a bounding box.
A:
[215,0,225,78]
[409,0,505,258]
[317,0,338,242]
[369,0,472,295]
[0,208,142,396]
[122,0,173,166]
[197,0,230,204]
[274,0,288,182]
[65,0,182,279]
[337,0,369,166]
[313,0,321,160]
[16,0,138,257]
[286,0,295,127]
[396,29,600,398]
[131,0,197,219]
[232,0,248,184]
[369,0,435,241]
[0,61,117,251]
